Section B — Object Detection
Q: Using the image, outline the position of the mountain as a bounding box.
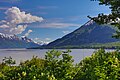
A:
[0,33,40,48]
[42,20,120,49]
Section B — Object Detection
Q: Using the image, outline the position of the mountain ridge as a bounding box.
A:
[0,33,40,49]
[40,20,120,49]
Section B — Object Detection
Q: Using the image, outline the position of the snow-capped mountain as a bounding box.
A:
[0,33,19,40]
[0,33,40,48]
[21,36,33,42]
[43,20,120,48]
[84,20,94,26]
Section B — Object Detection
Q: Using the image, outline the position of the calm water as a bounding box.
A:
[0,49,114,65]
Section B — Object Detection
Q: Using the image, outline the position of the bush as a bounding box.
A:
[0,49,79,80]
[1,49,120,80]
[75,49,120,80]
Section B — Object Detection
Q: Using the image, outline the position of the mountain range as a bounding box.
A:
[0,33,40,49]
[40,20,120,49]
[1,20,120,49]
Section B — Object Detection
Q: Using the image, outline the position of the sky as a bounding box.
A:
[0,0,111,44]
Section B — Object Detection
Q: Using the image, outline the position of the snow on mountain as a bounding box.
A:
[21,36,33,42]
[0,33,20,40]
[43,20,119,49]
[0,33,41,48]
[85,20,94,26]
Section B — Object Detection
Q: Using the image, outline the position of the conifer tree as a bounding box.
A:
[89,0,120,38]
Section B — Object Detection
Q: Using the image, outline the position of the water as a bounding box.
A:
[0,49,114,65]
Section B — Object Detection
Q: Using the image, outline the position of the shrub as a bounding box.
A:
[0,50,79,80]
[75,49,120,80]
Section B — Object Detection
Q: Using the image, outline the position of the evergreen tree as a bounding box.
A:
[89,0,120,38]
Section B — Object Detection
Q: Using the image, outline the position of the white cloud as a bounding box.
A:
[34,38,40,41]
[5,7,43,24]
[62,30,71,35]
[0,7,43,35]
[0,7,9,10]
[31,17,80,28]
[38,6,57,9]
[34,38,52,44]
[0,0,20,3]
[45,38,51,41]
[10,25,27,34]
[24,30,33,37]
[0,24,9,28]
[35,22,80,28]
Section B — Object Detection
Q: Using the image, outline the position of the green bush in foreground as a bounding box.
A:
[75,49,120,80]
[0,49,120,80]
[0,50,79,80]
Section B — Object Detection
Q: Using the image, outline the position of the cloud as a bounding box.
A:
[62,30,71,35]
[34,38,40,41]
[0,7,9,10]
[0,24,9,28]
[10,25,27,34]
[34,38,51,44]
[34,6,58,15]
[45,38,51,41]
[38,6,58,9]
[41,23,79,28]
[37,22,80,28]
[31,17,80,28]
[0,0,20,3]
[24,30,33,37]
[68,16,82,21]
[5,7,43,24]
[0,7,43,35]
[35,12,48,15]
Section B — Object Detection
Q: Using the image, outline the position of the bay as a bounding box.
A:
[0,49,114,65]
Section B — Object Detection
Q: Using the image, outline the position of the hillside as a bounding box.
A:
[0,33,40,48]
[40,20,120,49]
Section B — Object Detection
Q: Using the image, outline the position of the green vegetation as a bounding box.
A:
[0,49,120,80]
[89,0,120,38]
[39,42,120,49]
[75,49,120,80]
[0,50,79,80]
[38,19,120,49]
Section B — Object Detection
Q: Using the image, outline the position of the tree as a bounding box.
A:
[2,56,16,66]
[43,49,78,80]
[75,49,120,80]
[89,0,120,38]
[0,50,79,80]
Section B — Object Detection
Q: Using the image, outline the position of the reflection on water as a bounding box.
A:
[0,49,114,65]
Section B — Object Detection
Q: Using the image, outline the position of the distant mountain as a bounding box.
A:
[0,33,40,48]
[42,20,120,49]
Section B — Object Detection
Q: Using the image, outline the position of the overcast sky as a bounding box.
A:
[0,0,111,43]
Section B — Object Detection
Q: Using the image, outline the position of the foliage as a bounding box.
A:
[0,50,79,80]
[75,49,120,80]
[40,42,120,49]
[89,0,120,38]
[1,49,120,80]
[43,49,79,80]
[2,56,16,66]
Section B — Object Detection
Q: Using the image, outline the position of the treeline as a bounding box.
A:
[0,49,120,80]
[34,42,120,49]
